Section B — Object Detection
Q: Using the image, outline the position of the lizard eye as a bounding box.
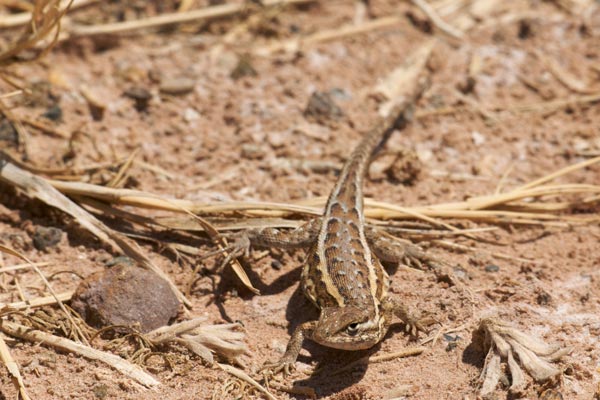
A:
[346,323,359,335]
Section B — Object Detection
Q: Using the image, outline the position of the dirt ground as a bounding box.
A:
[1,0,600,399]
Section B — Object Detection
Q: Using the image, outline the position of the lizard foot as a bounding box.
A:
[259,357,296,377]
[404,314,436,337]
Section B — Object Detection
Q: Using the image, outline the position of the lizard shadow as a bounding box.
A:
[212,256,303,322]
[280,286,380,397]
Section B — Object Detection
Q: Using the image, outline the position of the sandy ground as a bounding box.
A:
[1,0,600,399]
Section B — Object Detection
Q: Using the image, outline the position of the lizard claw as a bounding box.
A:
[405,314,436,337]
[260,358,296,377]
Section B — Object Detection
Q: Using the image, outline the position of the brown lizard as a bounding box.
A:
[223,79,439,375]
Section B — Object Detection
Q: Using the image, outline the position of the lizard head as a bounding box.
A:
[312,305,385,350]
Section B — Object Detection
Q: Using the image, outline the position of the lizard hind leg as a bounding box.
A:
[366,226,458,286]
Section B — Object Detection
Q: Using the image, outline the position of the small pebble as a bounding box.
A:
[42,104,62,122]
[452,265,469,280]
[388,149,422,185]
[271,260,283,270]
[159,77,196,96]
[536,291,551,305]
[241,143,266,159]
[183,108,200,122]
[328,87,351,101]
[304,91,344,124]
[0,120,18,145]
[32,226,63,251]
[105,256,134,268]
[92,384,109,400]
[484,264,500,273]
[230,56,257,80]
[123,87,152,112]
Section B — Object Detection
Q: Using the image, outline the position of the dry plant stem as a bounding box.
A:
[0,0,95,28]
[475,318,570,396]
[169,205,259,294]
[147,318,248,365]
[0,0,71,63]
[0,160,191,307]
[506,91,600,114]
[68,0,315,37]
[19,116,71,139]
[0,244,89,345]
[1,291,73,311]
[411,0,464,39]
[0,333,31,400]
[218,363,277,400]
[253,15,404,56]
[535,50,596,93]
[107,148,139,188]
[433,240,539,264]
[267,382,316,398]
[0,261,51,273]
[0,320,160,388]
[515,155,600,191]
[331,346,426,375]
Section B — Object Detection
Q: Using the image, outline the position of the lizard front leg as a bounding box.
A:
[261,321,316,376]
[366,226,455,284]
[381,297,432,337]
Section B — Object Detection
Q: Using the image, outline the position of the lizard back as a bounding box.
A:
[302,109,413,311]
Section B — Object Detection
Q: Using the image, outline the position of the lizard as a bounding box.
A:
[221,78,440,375]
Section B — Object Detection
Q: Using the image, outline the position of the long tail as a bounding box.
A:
[325,82,426,213]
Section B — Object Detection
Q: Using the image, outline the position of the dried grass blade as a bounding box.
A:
[217,363,277,400]
[1,291,74,311]
[0,334,31,400]
[68,0,314,37]
[0,160,191,307]
[0,243,88,344]
[515,155,600,192]
[171,204,259,294]
[0,320,160,388]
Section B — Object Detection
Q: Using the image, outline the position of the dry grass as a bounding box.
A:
[0,0,598,398]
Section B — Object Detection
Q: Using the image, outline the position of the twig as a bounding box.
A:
[0,244,89,345]
[0,261,51,273]
[254,15,404,56]
[0,320,160,388]
[330,346,426,375]
[68,0,315,37]
[0,0,96,28]
[0,333,31,400]
[217,363,277,400]
[0,160,191,307]
[411,0,464,39]
[515,155,600,191]
[1,291,74,311]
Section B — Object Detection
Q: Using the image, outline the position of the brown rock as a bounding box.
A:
[71,264,180,332]
[304,91,344,124]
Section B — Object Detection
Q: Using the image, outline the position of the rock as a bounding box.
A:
[484,264,500,273]
[230,56,257,80]
[71,264,180,332]
[303,91,344,124]
[32,226,63,251]
[0,120,18,145]
[42,104,62,122]
[123,87,152,112]
[159,77,196,96]
[388,149,422,185]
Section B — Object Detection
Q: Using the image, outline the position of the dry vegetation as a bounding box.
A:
[0,0,599,399]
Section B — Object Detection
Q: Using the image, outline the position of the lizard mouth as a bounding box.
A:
[314,334,380,350]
